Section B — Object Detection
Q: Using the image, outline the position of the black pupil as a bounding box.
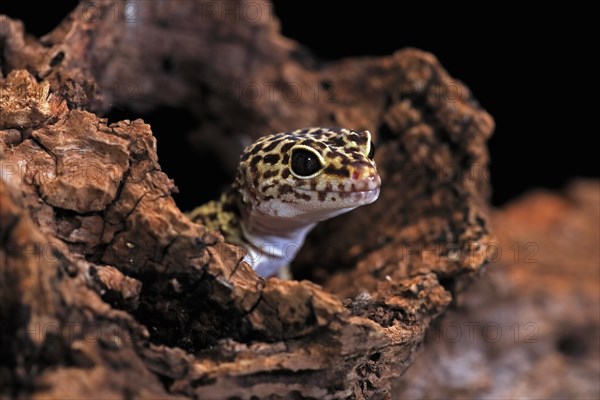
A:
[291,149,322,177]
[368,142,375,160]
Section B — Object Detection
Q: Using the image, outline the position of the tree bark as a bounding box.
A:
[1,1,494,398]
[393,180,600,399]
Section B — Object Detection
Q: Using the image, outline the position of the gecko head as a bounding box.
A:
[236,127,381,221]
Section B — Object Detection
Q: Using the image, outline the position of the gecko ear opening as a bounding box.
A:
[368,141,376,160]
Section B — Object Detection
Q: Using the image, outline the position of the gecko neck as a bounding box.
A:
[237,200,316,277]
[236,194,359,277]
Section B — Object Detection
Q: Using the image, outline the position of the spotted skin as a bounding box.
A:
[188,127,381,277]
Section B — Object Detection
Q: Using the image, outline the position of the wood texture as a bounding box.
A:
[1,2,494,398]
[393,181,600,399]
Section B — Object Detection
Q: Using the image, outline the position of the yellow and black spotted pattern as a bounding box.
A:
[188,127,379,246]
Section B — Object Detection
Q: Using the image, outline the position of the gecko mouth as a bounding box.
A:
[296,186,382,195]
[349,187,381,203]
[348,187,381,194]
[297,187,381,203]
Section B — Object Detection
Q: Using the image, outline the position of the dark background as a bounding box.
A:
[1,2,595,206]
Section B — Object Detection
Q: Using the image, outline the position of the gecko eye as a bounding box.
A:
[291,148,323,177]
[367,141,376,160]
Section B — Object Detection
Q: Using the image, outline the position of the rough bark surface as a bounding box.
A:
[1,1,494,398]
[392,180,600,399]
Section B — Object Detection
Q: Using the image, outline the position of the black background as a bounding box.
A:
[1,2,595,206]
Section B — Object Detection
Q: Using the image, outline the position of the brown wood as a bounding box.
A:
[1,2,493,398]
[393,181,600,399]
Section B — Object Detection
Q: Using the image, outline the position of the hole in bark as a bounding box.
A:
[557,333,587,358]
[161,57,174,73]
[49,51,65,67]
[369,352,381,361]
[437,275,456,296]
[377,121,395,142]
[105,106,229,210]
[320,80,332,90]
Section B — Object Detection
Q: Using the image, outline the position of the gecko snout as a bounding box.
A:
[350,164,381,190]
[353,174,381,192]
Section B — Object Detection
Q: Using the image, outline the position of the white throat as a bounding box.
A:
[239,197,358,277]
[240,211,317,277]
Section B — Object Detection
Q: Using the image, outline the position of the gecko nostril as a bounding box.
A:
[351,174,381,191]
[367,174,381,188]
